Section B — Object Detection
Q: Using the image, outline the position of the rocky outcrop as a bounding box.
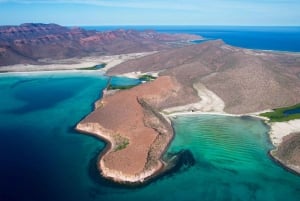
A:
[0,23,201,66]
[76,76,184,183]
[271,133,300,174]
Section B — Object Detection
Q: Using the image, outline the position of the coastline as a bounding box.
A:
[269,150,300,177]
[267,120,300,174]
[75,122,165,184]
[162,81,300,175]
[76,70,300,184]
[75,76,181,184]
[0,52,156,73]
[76,122,174,186]
[267,119,300,146]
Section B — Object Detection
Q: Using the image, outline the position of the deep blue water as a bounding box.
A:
[284,108,300,115]
[82,26,300,52]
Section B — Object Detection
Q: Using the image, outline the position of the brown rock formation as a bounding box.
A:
[76,76,183,183]
[0,23,201,66]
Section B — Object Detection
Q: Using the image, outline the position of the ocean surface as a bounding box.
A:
[83,26,300,52]
[1,27,300,201]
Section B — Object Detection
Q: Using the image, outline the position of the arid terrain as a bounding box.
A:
[108,40,300,114]
[105,40,300,177]
[0,23,200,66]
[76,76,183,183]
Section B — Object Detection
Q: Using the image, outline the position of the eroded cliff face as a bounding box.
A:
[0,23,200,66]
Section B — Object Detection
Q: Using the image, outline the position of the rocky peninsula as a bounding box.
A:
[76,40,300,183]
[76,76,185,183]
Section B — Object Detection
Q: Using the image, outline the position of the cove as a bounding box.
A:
[166,115,300,201]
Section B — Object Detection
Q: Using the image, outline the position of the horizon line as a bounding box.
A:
[1,23,300,27]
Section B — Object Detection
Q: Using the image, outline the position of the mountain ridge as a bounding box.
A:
[0,23,201,66]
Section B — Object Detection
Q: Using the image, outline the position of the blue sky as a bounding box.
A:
[0,0,299,26]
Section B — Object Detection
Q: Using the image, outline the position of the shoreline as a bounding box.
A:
[76,71,300,184]
[0,52,156,73]
[269,150,300,177]
[75,101,181,186]
[65,59,300,183]
[266,119,300,146]
[266,120,300,174]
[75,92,180,185]
[163,82,300,175]
[75,123,165,184]
[75,76,180,184]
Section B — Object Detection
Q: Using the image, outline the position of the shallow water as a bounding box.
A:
[110,76,141,87]
[0,73,299,201]
[167,115,300,201]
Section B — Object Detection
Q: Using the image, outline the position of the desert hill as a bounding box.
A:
[0,23,200,66]
[108,40,300,114]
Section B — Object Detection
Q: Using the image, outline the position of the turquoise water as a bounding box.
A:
[167,115,300,201]
[0,73,300,201]
[110,76,141,87]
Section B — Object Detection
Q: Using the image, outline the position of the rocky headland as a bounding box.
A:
[76,76,184,183]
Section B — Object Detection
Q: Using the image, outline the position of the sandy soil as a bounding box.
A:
[268,119,300,146]
[0,52,155,72]
[163,82,225,115]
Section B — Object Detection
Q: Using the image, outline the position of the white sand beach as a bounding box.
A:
[268,119,300,146]
[163,82,225,115]
[0,52,156,72]
[161,81,300,151]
